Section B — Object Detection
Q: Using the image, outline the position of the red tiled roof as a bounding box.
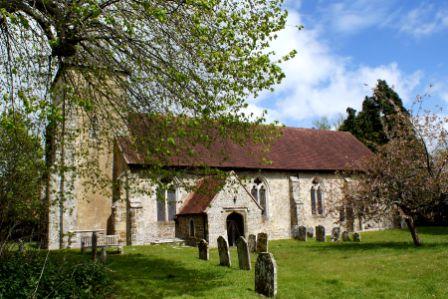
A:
[178,177,225,215]
[117,126,372,171]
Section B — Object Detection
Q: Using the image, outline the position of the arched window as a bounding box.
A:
[251,177,268,215]
[189,219,195,237]
[156,186,177,222]
[311,179,324,216]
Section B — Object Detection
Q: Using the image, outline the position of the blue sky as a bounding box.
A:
[250,0,448,127]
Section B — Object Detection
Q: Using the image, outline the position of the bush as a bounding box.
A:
[0,250,110,298]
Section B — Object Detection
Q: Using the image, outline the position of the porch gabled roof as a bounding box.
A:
[177,176,225,215]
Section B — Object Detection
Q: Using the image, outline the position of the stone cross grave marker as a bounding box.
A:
[236,236,251,270]
[248,234,257,253]
[217,236,231,267]
[198,239,209,261]
[255,252,277,297]
[257,233,268,253]
[331,227,341,242]
[315,225,326,242]
[342,231,351,242]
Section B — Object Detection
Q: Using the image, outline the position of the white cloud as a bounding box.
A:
[321,0,395,35]
[300,0,448,38]
[253,11,422,125]
[399,4,448,37]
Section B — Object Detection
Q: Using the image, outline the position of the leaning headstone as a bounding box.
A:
[91,232,98,261]
[331,227,341,242]
[217,236,231,267]
[248,234,257,253]
[257,233,268,253]
[198,239,209,261]
[315,225,326,242]
[255,252,278,297]
[352,232,361,242]
[342,231,351,242]
[236,237,251,270]
[298,226,307,241]
[307,227,314,238]
[99,247,107,263]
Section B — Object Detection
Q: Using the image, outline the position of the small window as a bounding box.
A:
[317,186,324,215]
[259,186,267,211]
[157,190,166,222]
[156,186,177,222]
[311,180,324,216]
[251,186,258,201]
[189,219,195,237]
[311,188,317,215]
[167,188,176,221]
[251,177,268,217]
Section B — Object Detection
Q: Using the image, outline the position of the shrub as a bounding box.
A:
[0,250,110,298]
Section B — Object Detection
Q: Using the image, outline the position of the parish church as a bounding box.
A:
[46,111,390,249]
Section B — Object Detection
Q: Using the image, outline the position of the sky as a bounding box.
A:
[249,0,448,128]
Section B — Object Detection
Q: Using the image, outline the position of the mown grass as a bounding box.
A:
[74,227,448,298]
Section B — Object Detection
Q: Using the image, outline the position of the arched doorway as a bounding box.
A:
[226,212,244,246]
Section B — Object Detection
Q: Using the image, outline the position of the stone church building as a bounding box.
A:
[46,113,390,249]
[112,127,383,248]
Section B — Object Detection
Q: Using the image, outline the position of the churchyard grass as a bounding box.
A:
[75,227,448,298]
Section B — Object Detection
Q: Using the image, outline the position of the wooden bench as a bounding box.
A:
[80,234,123,254]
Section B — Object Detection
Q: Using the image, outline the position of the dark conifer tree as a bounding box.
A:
[339,80,409,151]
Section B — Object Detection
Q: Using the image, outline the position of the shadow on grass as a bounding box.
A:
[307,240,448,252]
[106,253,227,298]
[416,226,448,235]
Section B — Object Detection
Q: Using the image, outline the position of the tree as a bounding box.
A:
[0,112,45,245]
[343,111,448,246]
[0,1,294,135]
[0,0,295,168]
[312,116,331,130]
[0,1,295,246]
[340,80,409,151]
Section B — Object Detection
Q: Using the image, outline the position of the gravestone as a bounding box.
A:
[257,233,268,253]
[91,232,98,261]
[18,239,24,254]
[298,226,307,241]
[81,240,86,254]
[198,239,209,261]
[352,232,361,242]
[236,237,251,270]
[342,231,351,242]
[315,225,325,242]
[255,252,277,297]
[248,234,257,253]
[292,225,300,240]
[217,236,231,267]
[99,247,107,263]
[307,227,314,238]
[331,227,341,242]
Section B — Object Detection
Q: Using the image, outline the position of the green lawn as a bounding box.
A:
[93,228,448,298]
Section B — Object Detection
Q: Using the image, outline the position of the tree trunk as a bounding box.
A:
[404,216,422,247]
